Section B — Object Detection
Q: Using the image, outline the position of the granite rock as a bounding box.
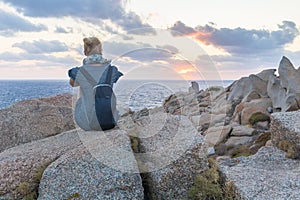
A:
[227,74,269,103]
[267,57,300,112]
[0,94,75,152]
[204,125,232,146]
[233,98,272,125]
[231,125,256,136]
[0,130,81,200]
[225,136,253,147]
[271,110,300,159]
[38,129,143,200]
[219,147,300,200]
[278,56,300,95]
[120,111,209,199]
[267,75,299,112]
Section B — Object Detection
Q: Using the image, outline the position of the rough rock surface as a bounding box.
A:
[233,98,272,125]
[278,56,300,95]
[227,74,268,103]
[219,147,300,200]
[204,125,232,146]
[267,75,299,112]
[267,56,300,112]
[38,129,143,200]
[231,125,256,136]
[0,94,75,152]
[271,110,300,159]
[119,111,208,199]
[225,136,253,147]
[0,130,81,200]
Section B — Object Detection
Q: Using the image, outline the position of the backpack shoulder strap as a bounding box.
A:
[105,64,113,85]
[80,67,97,86]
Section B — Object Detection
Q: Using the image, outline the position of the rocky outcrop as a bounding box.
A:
[267,56,300,112]
[278,56,300,95]
[227,56,300,112]
[1,56,299,199]
[0,94,75,152]
[0,130,81,200]
[188,81,200,93]
[219,147,300,200]
[271,110,300,159]
[227,74,268,103]
[38,129,143,200]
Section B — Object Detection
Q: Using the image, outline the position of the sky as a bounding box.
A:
[0,0,299,81]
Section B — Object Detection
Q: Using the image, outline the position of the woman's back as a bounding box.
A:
[74,64,107,130]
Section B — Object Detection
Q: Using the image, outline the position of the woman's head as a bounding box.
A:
[83,37,102,56]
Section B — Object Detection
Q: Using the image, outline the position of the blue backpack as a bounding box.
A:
[81,65,117,130]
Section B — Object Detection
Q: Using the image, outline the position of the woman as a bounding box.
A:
[68,37,123,131]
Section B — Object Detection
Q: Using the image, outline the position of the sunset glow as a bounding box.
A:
[0,0,299,80]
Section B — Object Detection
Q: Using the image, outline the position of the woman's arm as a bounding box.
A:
[68,67,80,87]
[69,78,79,87]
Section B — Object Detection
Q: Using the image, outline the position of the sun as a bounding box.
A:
[174,65,201,80]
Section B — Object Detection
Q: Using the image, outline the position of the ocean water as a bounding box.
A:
[0,79,233,111]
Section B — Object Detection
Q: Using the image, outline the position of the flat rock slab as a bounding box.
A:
[271,110,300,157]
[0,94,75,152]
[219,147,300,200]
[38,129,143,200]
[0,130,81,200]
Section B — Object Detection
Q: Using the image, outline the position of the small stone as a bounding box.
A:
[265,140,273,146]
[207,147,215,156]
[225,136,253,147]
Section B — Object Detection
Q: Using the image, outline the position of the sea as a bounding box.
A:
[0,79,234,111]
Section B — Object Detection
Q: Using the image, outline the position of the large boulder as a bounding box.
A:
[38,129,143,200]
[267,57,300,112]
[227,74,269,103]
[190,113,226,128]
[255,69,276,81]
[119,111,209,199]
[204,125,232,146]
[0,129,144,200]
[271,110,300,159]
[230,125,256,136]
[219,147,300,199]
[0,130,81,200]
[0,94,75,152]
[233,98,272,125]
[278,56,300,95]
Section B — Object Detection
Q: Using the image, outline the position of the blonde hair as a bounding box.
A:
[83,37,102,56]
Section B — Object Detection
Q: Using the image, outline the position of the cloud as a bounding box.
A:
[169,21,195,36]
[168,20,300,79]
[124,48,174,62]
[12,40,69,54]
[103,41,176,62]
[3,0,154,34]
[0,52,78,67]
[0,9,46,36]
[169,21,299,56]
[195,21,299,55]
[103,41,152,57]
[55,26,73,33]
[156,45,179,54]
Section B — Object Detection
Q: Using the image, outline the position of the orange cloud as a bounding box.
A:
[174,64,200,80]
[189,31,211,44]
